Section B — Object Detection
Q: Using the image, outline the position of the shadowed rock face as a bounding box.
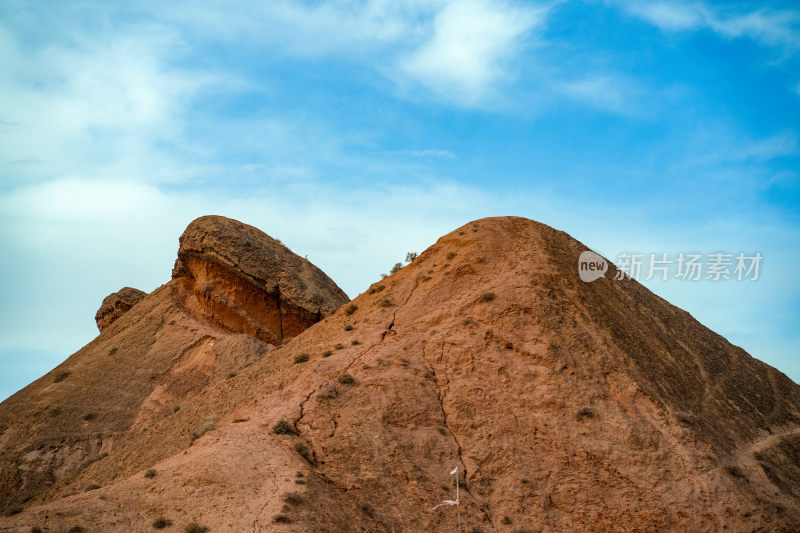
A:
[171,215,350,345]
[95,287,146,332]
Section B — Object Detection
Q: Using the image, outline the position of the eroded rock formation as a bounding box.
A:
[94,287,146,332]
[171,215,349,345]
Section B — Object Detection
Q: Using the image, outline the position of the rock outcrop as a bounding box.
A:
[1,216,799,532]
[94,287,146,332]
[171,215,350,345]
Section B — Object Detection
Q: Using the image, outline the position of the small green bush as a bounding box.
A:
[282,491,303,506]
[144,469,157,478]
[294,441,314,464]
[152,517,173,529]
[477,292,495,303]
[273,514,292,523]
[272,419,296,435]
[379,299,393,307]
[334,343,344,350]
[85,483,100,491]
[54,371,71,383]
[322,350,333,357]
[336,374,355,385]
[351,339,360,346]
[293,353,310,364]
[82,412,96,421]
[360,502,375,518]
[184,523,208,533]
[576,407,595,421]
[344,324,354,331]
[368,284,385,294]
[317,384,338,400]
[344,303,358,315]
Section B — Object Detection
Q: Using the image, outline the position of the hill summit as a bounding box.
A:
[1,216,798,532]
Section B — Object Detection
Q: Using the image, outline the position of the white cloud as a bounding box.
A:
[0,22,232,186]
[560,75,644,115]
[737,131,799,162]
[620,1,800,52]
[399,0,545,104]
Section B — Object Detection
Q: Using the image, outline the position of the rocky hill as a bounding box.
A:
[0,216,798,532]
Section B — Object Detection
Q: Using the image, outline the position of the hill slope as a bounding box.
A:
[1,216,798,532]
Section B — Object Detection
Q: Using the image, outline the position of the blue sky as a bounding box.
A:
[1,0,798,400]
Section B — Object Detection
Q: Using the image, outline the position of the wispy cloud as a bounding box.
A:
[559,74,646,115]
[0,22,232,186]
[619,1,800,52]
[398,0,546,104]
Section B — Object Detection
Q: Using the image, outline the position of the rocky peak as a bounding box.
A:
[95,287,146,332]
[171,215,349,345]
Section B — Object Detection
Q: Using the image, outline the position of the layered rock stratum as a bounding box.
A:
[1,216,798,532]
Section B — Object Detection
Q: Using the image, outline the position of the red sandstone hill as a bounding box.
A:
[1,216,799,532]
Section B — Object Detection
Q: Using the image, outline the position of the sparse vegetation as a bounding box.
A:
[390,262,402,274]
[152,516,173,529]
[31,527,42,533]
[190,421,216,442]
[521,478,530,484]
[446,252,457,260]
[477,292,495,303]
[145,469,157,478]
[184,523,208,533]
[336,373,355,385]
[576,407,595,421]
[360,502,375,518]
[272,419,296,435]
[68,528,85,533]
[233,418,248,423]
[344,324,354,331]
[406,252,418,262]
[344,303,358,315]
[470,527,484,533]
[502,516,512,525]
[514,528,535,533]
[368,284,385,294]
[273,514,292,523]
[317,384,339,400]
[109,347,118,356]
[294,441,314,464]
[54,371,71,383]
[227,372,237,378]
[322,350,333,357]
[293,353,310,364]
[676,412,697,425]
[85,483,100,491]
[282,491,303,506]
[379,299,393,307]
[351,339,360,346]
[82,412,96,421]
[724,465,747,480]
